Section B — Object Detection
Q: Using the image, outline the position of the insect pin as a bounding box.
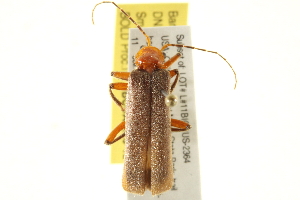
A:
[92,1,237,196]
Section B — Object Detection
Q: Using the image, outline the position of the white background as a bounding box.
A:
[1,0,300,200]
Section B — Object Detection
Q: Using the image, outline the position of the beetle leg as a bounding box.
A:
[161,53,181,69]
[109,83,127,111]
[171,118,191,132]
[169,69,179,93]
[105,121,125,145]
[111,71,130,80]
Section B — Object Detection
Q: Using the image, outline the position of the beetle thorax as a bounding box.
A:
[135,46,165,73]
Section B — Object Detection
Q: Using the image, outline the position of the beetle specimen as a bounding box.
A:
[92,1,237,195]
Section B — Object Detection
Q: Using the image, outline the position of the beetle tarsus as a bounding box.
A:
[104,140,111,145]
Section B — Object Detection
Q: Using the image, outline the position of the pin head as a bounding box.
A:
[165,94,178,107]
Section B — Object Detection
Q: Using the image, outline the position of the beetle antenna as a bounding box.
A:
[161,43,237,89]
[92,1,151,46]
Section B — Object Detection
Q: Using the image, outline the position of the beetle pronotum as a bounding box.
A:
[92,1,237,196]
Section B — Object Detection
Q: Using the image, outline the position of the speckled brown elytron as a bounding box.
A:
[122,69,174,195]
[92,1,237,196]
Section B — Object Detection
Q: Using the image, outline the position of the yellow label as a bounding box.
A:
[111,3,188,163]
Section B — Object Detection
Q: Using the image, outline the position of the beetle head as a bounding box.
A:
[135,46,164,73]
